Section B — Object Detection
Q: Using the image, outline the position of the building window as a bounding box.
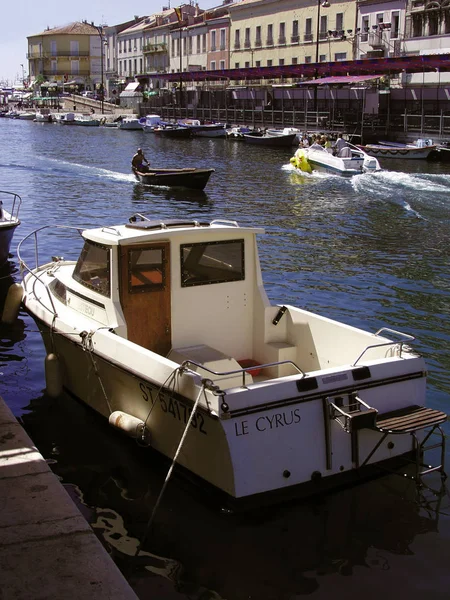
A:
[255,26,261,46]
[292,20,299,43]
[50,41,57,56]
[336,13,343,32]
[211,60,216,70]
[51,60,57,73]
[211,30,216,51]
[305,55,312,63]
[361,16,369,42]
[255,60,261,67]
[220,29,226,50]
[267,59,272,67]
[197,35,200,53]
[305,18,312,42]
[292,57,298,64]
[220,60,225,69]
[267,24,273,45]
[279,58,285,66]
[391,11,400,38]
[245,61,250,68]
[128,40,131,52]
[319,15,328,40]
[189,37,192,54]
[334,52,346,61]
[245,27,250,48]
[235,62,239,68]
[202,34,206,52]
[279,22,286,44]
[234,29,240,49]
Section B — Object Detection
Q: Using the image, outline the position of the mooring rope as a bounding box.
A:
[135,382,205,557]
[80,328,113,414]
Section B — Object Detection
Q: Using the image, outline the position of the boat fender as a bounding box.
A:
[1,283,23,324]
[109,411,151,445]
[45,353,63,398]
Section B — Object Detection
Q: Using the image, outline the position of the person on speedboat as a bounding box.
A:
[131,148,150,173]
[333,133,348,156]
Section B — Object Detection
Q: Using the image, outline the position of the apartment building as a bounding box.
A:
[27,21,104,91]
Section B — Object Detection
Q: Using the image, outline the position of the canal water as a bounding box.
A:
[1,117,450,600]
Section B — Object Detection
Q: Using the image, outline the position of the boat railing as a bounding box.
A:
[179,358,305,390]
[17,224,84,315]
[352,328,416,366]
[0,190,22,222]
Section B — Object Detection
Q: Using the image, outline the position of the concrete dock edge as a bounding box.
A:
[0,397,139,600]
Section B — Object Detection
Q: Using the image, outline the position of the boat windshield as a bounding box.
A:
[180,239,245,287]
[73,240,111,297]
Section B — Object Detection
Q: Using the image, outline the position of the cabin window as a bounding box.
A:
[180,239,245,287]
[128,247,165,293]
[73,241,111,297]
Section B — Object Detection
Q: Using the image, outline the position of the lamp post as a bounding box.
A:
[314,0,330,112]
[95,25,105,114]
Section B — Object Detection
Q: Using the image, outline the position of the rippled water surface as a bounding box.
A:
[1,118,450,600]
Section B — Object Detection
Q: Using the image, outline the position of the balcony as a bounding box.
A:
[304,33,313,42]
[41,69,91,77]
[234,42,241,49]
[27,51,90,59]
[266,37,274,46]
[143,43,167,54]
[244,40,251,48]
[368,32,385,48]
[291,35,299,44]
[278,36,286,45]
[255,38,262,47]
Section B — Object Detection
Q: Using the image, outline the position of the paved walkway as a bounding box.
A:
[0,398,139,600]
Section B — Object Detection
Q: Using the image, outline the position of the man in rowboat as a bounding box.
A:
[131,148,150,173]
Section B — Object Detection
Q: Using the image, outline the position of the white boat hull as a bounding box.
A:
[361,145,435,159]
[18,217,444,505]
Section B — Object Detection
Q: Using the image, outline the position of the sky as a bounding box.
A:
[1,0,221,86]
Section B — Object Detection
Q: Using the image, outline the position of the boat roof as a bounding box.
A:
[83,217,265,245]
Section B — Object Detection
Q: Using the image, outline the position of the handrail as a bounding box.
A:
[210,219,239,227]
[0,191,22,222]
[352,328,415,366]
[17,224,84,316]
[180,358,305,389]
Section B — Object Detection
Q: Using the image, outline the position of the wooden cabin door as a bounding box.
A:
[119,242,171,355]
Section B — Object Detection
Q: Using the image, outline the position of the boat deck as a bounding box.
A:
[375,405,448,434]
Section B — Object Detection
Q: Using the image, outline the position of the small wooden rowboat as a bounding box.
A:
[133,167,215,190]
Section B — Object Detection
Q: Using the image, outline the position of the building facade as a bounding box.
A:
[27,21,104,92]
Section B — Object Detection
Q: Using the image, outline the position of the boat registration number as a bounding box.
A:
[139,382,207,435]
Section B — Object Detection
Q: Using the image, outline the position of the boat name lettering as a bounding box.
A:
[139,382,207,434]
[235,409,301,436]
[80,302,95,316]
[322,373,348,384]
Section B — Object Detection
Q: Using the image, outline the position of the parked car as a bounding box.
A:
[81,91,95,99]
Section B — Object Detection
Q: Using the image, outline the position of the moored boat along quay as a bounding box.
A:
[0,397,139,600]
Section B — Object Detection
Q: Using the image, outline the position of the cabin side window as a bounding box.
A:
[127,247,165,293]
[73,241,111,297]
[180,239,245,287]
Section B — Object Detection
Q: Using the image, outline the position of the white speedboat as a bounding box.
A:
[73,115,102,127]
[34,108,53,123]
[14,214,446,505]
[0,191,21,267]
[118,116,145,130]
[291,144,380,176]
[359,142,436,160]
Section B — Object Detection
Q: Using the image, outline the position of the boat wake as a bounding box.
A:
[14,157,136,183]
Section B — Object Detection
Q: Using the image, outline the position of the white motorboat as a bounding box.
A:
[178,119,227,137]
[73,115,102,127]
[291,143,380,176]
[266,127,302,144]
[34,108,54,123]
[359,141,436,160]
[0,191,21,267]
[55,112,76,125]
[118,116,145,130]
[14,214,446,505]
[141,114,162,132]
